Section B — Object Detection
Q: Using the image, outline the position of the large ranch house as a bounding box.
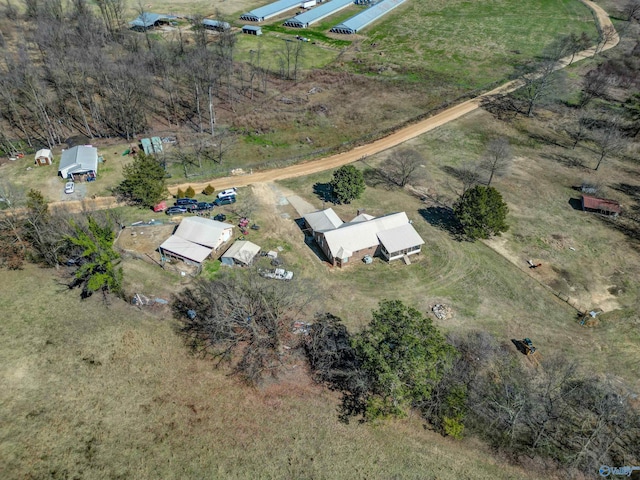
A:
[303,208,424,267]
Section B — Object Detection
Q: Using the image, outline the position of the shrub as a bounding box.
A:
[185,186,196,198]
[203,184,215,195]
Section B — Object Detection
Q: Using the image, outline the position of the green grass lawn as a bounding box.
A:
[358,0,595,87]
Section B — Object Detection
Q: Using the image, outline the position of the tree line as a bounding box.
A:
[0,186,124,299]
[0,0,288,154]
[173,274,639,478]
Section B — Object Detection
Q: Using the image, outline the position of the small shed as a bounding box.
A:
[242,25,262,35]
[221,240,261,266]
[35,149,53,166]
[581,195,621,216]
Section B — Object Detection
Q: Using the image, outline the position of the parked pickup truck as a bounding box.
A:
[260,268,294,281]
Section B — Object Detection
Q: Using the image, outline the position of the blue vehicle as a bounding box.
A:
[175,198,198,206]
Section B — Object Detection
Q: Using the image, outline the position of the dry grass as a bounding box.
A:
[1,264,543,479]
[275,103,640,391]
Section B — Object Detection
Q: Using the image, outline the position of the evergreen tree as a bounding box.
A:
[67,215,123,299]
[185,186,196,198]
[116,152,168,207]
[330,165,365,204]
[453,185,509,239]
[352,300,457,420]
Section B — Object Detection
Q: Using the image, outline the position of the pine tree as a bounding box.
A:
[453,185,509,239]
[116,152,168,207]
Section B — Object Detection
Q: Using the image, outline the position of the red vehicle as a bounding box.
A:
[239,217,249,228]
[153,200,167,212]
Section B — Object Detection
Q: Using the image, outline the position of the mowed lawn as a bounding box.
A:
[1,265,542,480]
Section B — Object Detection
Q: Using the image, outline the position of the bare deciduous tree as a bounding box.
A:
[480,136,512,186]
[380,148,425,187]
[623,0,640,21]
[173,272,311,385]
[591,116,627,170]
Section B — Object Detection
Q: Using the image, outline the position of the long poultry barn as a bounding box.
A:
[240,0,304,22]
[283,0,354,28]
[330,0,407,34]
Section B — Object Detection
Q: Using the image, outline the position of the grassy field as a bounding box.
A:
[356,0,595,87]
[277,148,640,391]
[1,264,545,480]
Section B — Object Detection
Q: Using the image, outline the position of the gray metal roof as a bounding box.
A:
[174,217,233,249]
[330,0,406,34]
[323,212,409,259]
[129,13,175,28]
[160,236,212,264]
[241,0,302,22]
[202,19,231,30]
[283,0,353,28]
[58,146,98,177]
[304,208,344,232]
[377,223,424,254]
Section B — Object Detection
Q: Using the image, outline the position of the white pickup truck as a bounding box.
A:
[260,268,294,281]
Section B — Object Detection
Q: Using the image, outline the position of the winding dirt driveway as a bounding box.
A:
[37,0,617,212]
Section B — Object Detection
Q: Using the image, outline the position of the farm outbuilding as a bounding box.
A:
[220,240,261,266]
[58,145,98,180]
[331,0,407,34]
[129,13,176,31]
[284,0,353,28]
[202,19,231,31]
[159,217,234,266]
[240,0,303,22]
[34,149,53,166]
[140,137,163,155]
[174,217,233,250]
[242,25,263,35]
[159,235,213,265]
[581,195,621,216]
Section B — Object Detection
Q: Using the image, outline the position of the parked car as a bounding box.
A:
[214,195,236,206]
[175,198,198,206]
[188,202,214,212]
[217,188,237,199]
[166,206,189,215]
[260,268,294,281]
[213,213,227,222]
[64,182,75,194]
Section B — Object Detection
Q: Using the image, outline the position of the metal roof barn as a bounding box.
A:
[283,0,354,28]
[159,236,213,265]
[129,13,176,30]
[240,0,302,22]
[202,19,231,31]
[331,0,407,34]
[174,216,233,250]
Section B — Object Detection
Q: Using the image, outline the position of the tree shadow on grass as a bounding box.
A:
[540,152,588,169]
[363,168,396,190]
[313,182,334,204]
[418,207,465,241]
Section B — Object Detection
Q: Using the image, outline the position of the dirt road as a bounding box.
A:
[167,0,618,195]
[3,0,614,215]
